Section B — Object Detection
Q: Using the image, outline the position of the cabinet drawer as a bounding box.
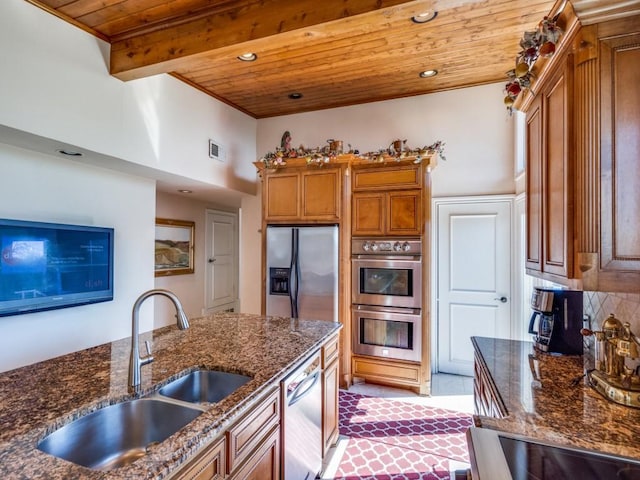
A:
[352,355,420,385]
[353,165,421,191]
[227,388,280,473]
[322,335,340,368]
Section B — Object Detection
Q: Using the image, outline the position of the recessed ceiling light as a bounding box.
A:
[57,149,83,156]
[419,69,438,78]
[237,53,257,62]
[178,189,193,194]
[411,11,437,24]
[288,92,303,99]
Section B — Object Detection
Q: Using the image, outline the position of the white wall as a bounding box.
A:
[0,0,257,195]
[154,192,211,328]
[0,0,261,372]
[0,143,155,372]
[238,193,262,314]
[0,0,516,371]
[257,83,516,198]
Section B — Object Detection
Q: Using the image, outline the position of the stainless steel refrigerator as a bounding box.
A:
[266,225,338,322]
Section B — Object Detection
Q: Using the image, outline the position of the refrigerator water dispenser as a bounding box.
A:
[269,267,290,295]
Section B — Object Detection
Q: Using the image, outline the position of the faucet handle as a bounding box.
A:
[144,340,153,356]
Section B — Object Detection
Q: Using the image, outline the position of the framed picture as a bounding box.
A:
[154,218,195,277]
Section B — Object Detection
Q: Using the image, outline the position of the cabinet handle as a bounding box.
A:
[494,296,508,303]
[208,258,216,263]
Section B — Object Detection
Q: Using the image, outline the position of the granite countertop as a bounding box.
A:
[0,313,341,479]
[472,336,640,459]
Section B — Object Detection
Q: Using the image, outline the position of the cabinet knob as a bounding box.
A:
[495,296,508,303]
[208,258,216,263]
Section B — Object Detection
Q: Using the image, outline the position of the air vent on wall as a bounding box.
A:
[209,139,225,162]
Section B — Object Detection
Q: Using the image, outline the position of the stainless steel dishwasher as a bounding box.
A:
[282,351,322,480]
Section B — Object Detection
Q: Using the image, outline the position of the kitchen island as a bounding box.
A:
[0,312,341,479]
[472,336,640,458]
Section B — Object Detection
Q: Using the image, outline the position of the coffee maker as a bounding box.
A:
[528,288,583,355]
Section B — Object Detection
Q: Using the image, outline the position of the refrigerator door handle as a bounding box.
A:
[289,230,296,317]
[293,257,300,318]
[291,228,300,318]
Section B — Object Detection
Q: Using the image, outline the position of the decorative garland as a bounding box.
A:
[260,133,445,169]
[504,14,563,113]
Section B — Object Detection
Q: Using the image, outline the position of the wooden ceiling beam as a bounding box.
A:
[109,0,424,81]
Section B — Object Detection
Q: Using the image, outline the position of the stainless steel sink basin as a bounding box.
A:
[37,398,202,470]
[158,370,252,404]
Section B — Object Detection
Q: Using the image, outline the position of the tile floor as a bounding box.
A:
[322,373,474,479]
[347,373,475,413]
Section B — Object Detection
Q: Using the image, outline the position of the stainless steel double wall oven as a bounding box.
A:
[351,238,422,362]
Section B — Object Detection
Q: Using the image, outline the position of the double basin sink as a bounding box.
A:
[37,370,252,470]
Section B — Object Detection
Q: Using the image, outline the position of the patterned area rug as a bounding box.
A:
[333,391,473,480]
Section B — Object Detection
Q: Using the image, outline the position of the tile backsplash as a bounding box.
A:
[583,291,640,333]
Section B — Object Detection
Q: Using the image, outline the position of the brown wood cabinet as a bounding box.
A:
[524,14,640,293]
[263,168,341,222]
[174,437,225,480]
[473,351,506,419]
[229,427,280,480]
[587,23,640,292]
[351,164,423,237]
[525,50,575,283]
[172,388,279,480]
[352,355,422,391]
[227,388,280,474]
[322,335,340,456]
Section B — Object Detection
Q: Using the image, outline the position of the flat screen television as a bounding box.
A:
[0,218,114,317]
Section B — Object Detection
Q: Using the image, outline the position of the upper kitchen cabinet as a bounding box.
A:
[524,12,640,293]
[262,167,342,223]
[578,17,640,293]
[525,50,575,283]
[351,164,423,237]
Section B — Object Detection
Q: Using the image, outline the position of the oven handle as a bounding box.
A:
[353,304,421,316]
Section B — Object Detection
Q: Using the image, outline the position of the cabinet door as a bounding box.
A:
[542,56,574,278]
[229,427,280,480]
[352,192,385,236]
[264,173,299,220]
[322,358,339,456]
[227,389,280,473]
[174,437,225,480]
[526,95,543,272]
[600,32,640,279]
[302,169,340,220]
[525,53,574,281]
[387,190,421,236]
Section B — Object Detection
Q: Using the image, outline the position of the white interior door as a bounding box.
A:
[205,210,238,312]
[435,196,513,376]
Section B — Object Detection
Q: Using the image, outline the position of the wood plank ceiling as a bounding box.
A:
[25,0,589,118]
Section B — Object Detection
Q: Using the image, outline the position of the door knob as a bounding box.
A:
[495,296,508,303]
[208,258,216,263]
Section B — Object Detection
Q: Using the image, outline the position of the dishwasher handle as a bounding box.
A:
[287,369,320,407]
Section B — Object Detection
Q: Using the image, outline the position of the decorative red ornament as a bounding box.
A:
[507,82,521,97]
[539,41,556,57]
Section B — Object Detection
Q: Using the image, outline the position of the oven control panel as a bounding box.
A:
[352,238,421,255]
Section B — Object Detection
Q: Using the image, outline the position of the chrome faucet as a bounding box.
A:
[128,289,190,393]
